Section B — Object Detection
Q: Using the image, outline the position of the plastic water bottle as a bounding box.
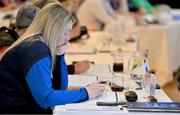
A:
[150,74,156,97]
[142,72,151,97]
[142,73,156,98]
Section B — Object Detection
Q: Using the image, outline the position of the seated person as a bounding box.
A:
[0,3,105,113]
[77,0,119,31]
[129,0,157,15]
[110,0,157,22]
[58,0,89,41]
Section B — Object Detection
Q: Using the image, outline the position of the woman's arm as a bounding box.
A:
[25,57,88,109]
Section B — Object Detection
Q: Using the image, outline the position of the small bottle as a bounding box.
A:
[142,71,153,98]
[150,74,156,97]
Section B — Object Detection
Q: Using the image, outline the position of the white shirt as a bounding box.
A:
[77,0,116,30]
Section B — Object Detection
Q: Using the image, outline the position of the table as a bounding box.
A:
[138,21,180,87]
[54,31,176,114]
[54,64,173,115]
[54,90,173,115]
[66,32,137,65]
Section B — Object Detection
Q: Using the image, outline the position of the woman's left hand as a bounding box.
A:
[74,60,90,74]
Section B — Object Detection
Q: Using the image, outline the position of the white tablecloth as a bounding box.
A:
[54,90,173,115]
[54,65,172,115]
[138,22,180,86]
[54,64,173,115]
[66,32,137,65]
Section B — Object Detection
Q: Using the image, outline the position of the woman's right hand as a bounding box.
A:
[85,81,105,99]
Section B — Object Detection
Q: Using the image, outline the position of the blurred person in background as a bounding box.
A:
[110,0,158,22]
[0,4,39,54]
[129,0,157,15]
[77,0,122,31]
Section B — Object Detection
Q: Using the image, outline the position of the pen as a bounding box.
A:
[115,92,119,102]
[72,61,95,64]
[100,81,107,84]
[100,81,111,85]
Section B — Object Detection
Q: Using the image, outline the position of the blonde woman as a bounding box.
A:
[33,0,91,75]
[0,3,105,114]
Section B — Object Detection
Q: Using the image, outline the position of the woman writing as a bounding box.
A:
[0,2,105,113]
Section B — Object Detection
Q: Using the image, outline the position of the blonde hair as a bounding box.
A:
[1,2,76,67]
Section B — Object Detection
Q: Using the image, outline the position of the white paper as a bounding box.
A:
[68,75,97,87]
[84,92,118,104]
[82,64,111,76]
[64,103,120,111]
[123,76,140,90]
[66,44,96,54]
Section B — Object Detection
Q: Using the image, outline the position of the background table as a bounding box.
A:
[138,21,180,87]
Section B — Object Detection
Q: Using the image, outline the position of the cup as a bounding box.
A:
[110,75,124,92]
[112,53,124,72]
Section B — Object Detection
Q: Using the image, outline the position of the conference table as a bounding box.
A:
[66,22,180,88]
[53,32,177,115]
[65,32,138,65]
[54,89,173,115]
[0,8,179,114]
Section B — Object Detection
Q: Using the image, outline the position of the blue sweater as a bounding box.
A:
[26,56,88,109]
[0,36,88,113]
